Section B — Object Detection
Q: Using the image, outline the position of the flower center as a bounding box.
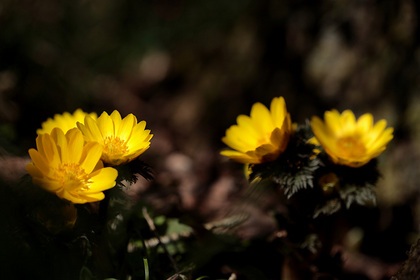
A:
[55,163,91,189]
[336,136,366,157]
[103,136,129,157]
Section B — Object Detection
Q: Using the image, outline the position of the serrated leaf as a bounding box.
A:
[274,157,320,198]
[300,233,322,254]
[114,159,154,188]
[339,184,376,209]
[313,198,342,218]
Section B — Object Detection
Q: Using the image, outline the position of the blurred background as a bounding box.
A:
[1,0,420,278]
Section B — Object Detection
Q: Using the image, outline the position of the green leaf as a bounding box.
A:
[166,218,193,235]
[114,159,154,188]
[300,233,322,254]
[144,258,150,280]
[339,184,376,209]
[154,215,166,226]
[313,198,342,218]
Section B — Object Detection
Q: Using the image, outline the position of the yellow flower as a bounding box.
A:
[221,96,292,164]
[37,109,97,135]
[77,110,153,165]
[311,109,393,167]
[26,128,118,204]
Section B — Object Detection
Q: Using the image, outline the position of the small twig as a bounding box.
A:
[166,273,188,280]
[165,267,193,280]
[142,207,180,272]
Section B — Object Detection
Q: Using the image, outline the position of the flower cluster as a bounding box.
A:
[221,96,393,214]
[26,109,153,204]
[221,98,392,167]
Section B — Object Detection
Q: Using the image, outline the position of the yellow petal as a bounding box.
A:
[133,120,146,132]
[85,116,103,142]
[53,127,69,163]
[270,127,283,147]
[129,125,152,143]
[363,119,388,147]
[97,111,114,138]
[250,102,274,134]
[236,115,260,139]
[127,121,151,147]
[35,134,46,160]
[270,97,286,127]
[128,148,147,160]
[41,133,60,166]
[67,129,84,163]
[58,189,86,204]
[145,134,153,142]
[28,149,51,177]
[33,177,62,192]
[110,110,122,132]
[270,126,289,153]
[255,144,277,157]
[356,113,373,134]
[26,163,43,178]
[222,128,253,152]
[367,127,393,153]
[90,158,104,172]
[371,119,387,136]
[340,110,357,133]
[117,113,136,140]
[126,131,152,153]
[311,116,332,145]
[77,121,95,141]
[80,192,105,202]
[324,110,342,136]
[87,167,118,193]
[220,150,259,164]
[80,143,103,174]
